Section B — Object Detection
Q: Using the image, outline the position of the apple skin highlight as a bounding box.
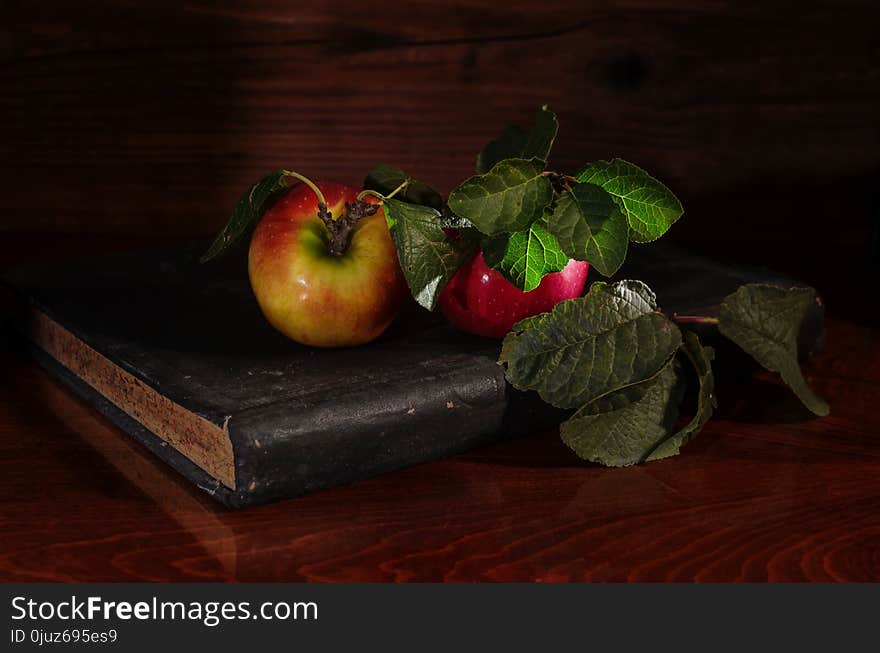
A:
[439,251,589,339]
[248,180,408,347]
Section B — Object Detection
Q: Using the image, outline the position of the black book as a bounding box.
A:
[2,242,821,508]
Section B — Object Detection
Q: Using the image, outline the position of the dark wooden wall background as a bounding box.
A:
[1,0,878,269]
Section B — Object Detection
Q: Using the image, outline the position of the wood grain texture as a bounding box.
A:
[1,233,879,582]
[1,0,878,236]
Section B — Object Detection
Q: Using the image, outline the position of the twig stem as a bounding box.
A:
[282,170,327,209]
[671,314,720,325]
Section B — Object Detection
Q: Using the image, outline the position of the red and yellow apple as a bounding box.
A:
[248,180,408,347]
[439,250,589,339]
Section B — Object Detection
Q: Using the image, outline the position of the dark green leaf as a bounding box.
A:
[575,159,683,243]
[448,158,553,235]
[560,359,685,466]
[482,217,568,292]
[548,182,629,276]
[200,170,291,262]
[364,164,443,210]
[559,331,715,467]
[499,279,682,409]
[646,331,717,461]
[719,284,829,416]
[521,105,559,163]
[383,198,475,311]
[476,126,528,174]
[476,106,559,173]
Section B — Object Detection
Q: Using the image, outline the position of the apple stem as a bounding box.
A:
[282,170,328,213]
[356,179,409,203]
[322,199,381,257]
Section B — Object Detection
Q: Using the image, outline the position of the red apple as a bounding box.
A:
[439,251,589,338]
[248,180,408,347]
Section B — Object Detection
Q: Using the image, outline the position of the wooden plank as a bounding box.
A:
[1,294,878,580]
[1,232,878,581]
[1,1,877,235]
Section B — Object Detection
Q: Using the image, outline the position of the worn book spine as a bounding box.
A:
[18,304,560,508]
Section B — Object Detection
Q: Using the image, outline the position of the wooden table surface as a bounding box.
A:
[1,233,878,582]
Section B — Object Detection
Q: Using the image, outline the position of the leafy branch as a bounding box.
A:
[446,107,683,290]
[446,108,828,464]
[499,279,827,465]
